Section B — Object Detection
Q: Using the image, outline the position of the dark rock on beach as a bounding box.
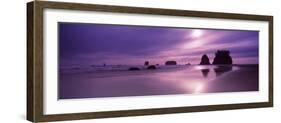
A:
[128,67,141,71]
[200,54,211,65]
[212,50,233,65]
[147,65,156,70]
[165,61,177,65]
[144,61,149,66]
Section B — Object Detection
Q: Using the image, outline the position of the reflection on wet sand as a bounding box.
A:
[213,66,233,77]
[201,66,233,78]
[59,65,258,99]
[201,69,210,77]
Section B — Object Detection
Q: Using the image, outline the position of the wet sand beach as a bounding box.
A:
[59,65,258,99]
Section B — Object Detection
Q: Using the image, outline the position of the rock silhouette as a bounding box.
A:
[212,50,233,65]
[165,61,177,65]
[147,65,156,70]
[144,61,149,66]
[128,67,140,71]
[200,54,211,65]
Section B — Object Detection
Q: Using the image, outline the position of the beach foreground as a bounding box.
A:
[59,65,258,99]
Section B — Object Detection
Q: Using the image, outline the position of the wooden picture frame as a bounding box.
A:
[27,1,273,122]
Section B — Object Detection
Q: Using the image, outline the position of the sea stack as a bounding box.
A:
[147,65,156,70]
[165,61,177,65]
[144,61,149,66]
[128,67,141,71]
[200,54,211,65]
[212,50,233,65]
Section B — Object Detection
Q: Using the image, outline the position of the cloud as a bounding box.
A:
[59,23,259,66]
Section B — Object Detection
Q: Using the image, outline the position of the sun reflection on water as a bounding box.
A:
[181,81,206,94]
[155,65,238,94]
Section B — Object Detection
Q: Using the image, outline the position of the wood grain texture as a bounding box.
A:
[27,2,34,122]
[268,16,274,107]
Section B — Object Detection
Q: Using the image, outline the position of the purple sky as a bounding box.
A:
[59,22,259,67]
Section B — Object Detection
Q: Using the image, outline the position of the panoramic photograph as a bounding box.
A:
[58,22,259,99]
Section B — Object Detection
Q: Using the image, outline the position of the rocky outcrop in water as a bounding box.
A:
[144,61,149,66]
[200,54,211,65]
[128,67,140,71]
[165,61,177,65]
[212,50,233,65]
[147,65,156,70]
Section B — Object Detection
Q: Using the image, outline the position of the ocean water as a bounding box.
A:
[59,65,258,99]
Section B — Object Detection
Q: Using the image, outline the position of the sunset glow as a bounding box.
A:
[191,30,203,38]
[58,23,259,99]
[59,23,259,67]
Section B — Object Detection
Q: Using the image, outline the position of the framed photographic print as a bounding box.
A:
[27,0,273,122]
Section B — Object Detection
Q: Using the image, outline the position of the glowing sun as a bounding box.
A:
[192,30,203,38]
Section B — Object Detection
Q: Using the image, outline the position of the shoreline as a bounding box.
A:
[59,64,259,99]
[60,64,257,78]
